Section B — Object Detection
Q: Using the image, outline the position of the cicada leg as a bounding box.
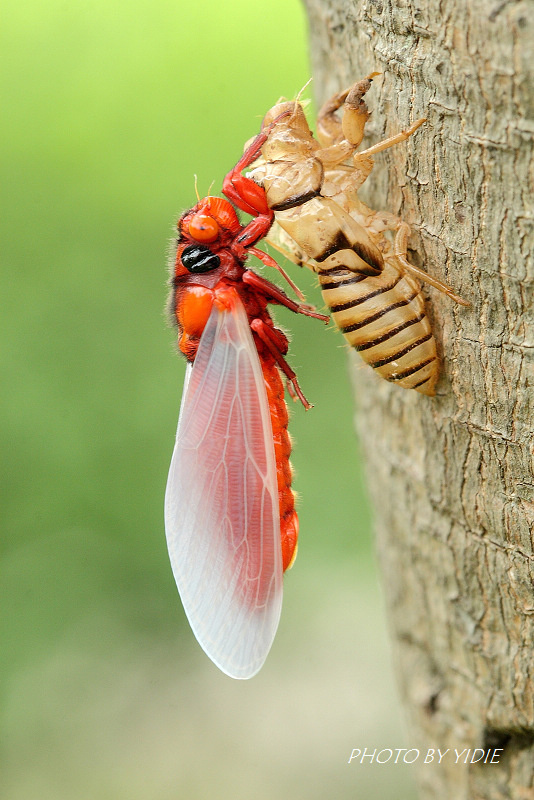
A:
[316,87,353,147]
[353,118,427,164]
[393,222,470,307]
[316,73,381,149]
[247,246,307,301]
[250,318,313,410]
[222,111,292,257]
[242,269,329,323]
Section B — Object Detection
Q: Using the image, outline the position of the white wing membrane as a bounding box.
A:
[165,297,282,679]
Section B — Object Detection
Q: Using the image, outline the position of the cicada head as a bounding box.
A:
[172,196,242,286]
[179,196,241,244]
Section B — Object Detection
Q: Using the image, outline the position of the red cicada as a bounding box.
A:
[165,116,328,679]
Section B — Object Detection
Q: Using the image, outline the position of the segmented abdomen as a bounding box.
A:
[261,357,298,571]
[319,261,439,396]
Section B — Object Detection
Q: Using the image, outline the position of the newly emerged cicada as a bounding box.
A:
[247,75,469,396]
[165,114,328,679]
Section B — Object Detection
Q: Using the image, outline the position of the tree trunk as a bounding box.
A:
[302,1,534,797]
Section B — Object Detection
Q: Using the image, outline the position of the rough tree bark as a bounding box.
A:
[302,1,533,798]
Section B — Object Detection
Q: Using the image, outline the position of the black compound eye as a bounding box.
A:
[181,244,221,274]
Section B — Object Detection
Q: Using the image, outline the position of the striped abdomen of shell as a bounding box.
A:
[319,260,438,395]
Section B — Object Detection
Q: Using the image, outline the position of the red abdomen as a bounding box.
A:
[261,357,298,571]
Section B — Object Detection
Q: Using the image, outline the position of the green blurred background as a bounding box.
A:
[2,1,416,797]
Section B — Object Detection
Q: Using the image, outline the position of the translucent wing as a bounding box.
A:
[165,296,282,679]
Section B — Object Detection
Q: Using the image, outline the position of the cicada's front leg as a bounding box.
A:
[316,87,353,147]
[222,111,292,259]
[318,75,426,195]
[316,73,380,150]
[222,137,275,259]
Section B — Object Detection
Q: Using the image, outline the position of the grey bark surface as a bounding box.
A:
[302,1,534,798]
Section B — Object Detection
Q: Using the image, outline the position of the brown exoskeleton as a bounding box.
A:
[248,75,469,396]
